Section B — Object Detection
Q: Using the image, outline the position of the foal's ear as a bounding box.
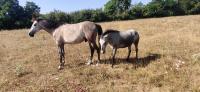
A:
[104,34,108,38]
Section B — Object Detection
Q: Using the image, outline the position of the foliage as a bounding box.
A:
[1,0,200,29]
[42,9,108,24]
[190,2,200,14]
[129,2,145,19]
[0,0,40,29]
[0,0,24,29]
[44,10,70,24]
[23,1,40,27]
[104,0,131,20]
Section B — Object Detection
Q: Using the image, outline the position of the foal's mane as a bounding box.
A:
[103,29,119,36]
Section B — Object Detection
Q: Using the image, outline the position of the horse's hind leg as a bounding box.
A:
[134,42,139,61]
[86,42,94,65]
[58,44,65,70]
[127,46,131,62]
[92,42,101,65]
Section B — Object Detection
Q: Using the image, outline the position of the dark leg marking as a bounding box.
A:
[127,46,131,62]
[87,42,95,65]
[92,41,101,64]
[112,48,117,68]
[58,44,65,70]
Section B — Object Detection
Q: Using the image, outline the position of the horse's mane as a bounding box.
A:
[103,29,119,36]
[37,19,64,29]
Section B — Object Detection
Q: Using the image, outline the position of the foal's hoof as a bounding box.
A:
[58,65,64,70]
[111,65,114,68]
[86,62,92,65]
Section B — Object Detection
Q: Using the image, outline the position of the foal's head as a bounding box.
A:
[100,30,119,54]
[100,35,109,54]
[29,18,59,37]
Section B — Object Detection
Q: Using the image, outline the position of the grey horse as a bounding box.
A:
[28,17,102,70]
[99,29,140,67]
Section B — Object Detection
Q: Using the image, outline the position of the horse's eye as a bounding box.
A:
[34,24,37,26]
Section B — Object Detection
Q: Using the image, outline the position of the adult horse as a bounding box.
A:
[99,29,139,67]
[28,18,102,70]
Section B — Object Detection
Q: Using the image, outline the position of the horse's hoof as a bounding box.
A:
[96,63,99,66]
[86,60,92,65]
[58,65,64,70]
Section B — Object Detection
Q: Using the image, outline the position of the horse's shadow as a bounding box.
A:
[100,53,161,68]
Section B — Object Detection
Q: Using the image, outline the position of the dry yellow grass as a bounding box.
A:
[0,15,200,92]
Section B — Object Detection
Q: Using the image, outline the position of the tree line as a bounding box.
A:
[0,0,200,29]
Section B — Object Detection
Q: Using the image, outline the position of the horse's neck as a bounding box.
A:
[45,29,56,36]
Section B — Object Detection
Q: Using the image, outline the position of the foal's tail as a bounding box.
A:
[95,24,103,47]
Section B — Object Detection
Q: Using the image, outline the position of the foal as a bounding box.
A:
[99,29,140,67]
[29,18,102,69]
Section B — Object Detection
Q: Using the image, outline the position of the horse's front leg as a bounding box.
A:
[92,42,101,66]
[112,48,117,68]
[58,44,65,70]
[86,43,94,65]
[127,46,131,62]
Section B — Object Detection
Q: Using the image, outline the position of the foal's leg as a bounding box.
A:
[58,44,65,70]
[135,43,139,61]
[127,46,131,62]
[86,42,94,65]
[61,45,65,65]
[112,48,117,68]
[92,42,101,65]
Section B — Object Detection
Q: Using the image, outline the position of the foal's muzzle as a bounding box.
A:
[101,50,105,54]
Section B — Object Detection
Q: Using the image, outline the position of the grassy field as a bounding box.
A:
[0,15,200,92]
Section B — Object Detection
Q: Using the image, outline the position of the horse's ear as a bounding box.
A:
[31,13,38,22]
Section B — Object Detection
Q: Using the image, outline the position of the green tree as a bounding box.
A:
[104,0,131,19]
[143,0,185,17]
[178,0,200,14]
[143,1,164,17]
[24,1,40,19]
[91,9,108,22]
[130,2,145,19]
[0,0,24,29]
[190,2,200,14]
[44,10,70,24]
[23,1,40,27]
[162,0,184,16]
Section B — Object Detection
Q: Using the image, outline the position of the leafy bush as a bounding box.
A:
[1,0,200,29]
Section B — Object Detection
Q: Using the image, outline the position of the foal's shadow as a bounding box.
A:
[100,53,161,68]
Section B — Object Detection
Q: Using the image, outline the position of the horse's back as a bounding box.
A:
[53,21,97,44]
[54,23,84,44]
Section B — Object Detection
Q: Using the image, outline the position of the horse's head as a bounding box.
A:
[29,17,59,37]
[99,35,108,54]
[29,18,44,37]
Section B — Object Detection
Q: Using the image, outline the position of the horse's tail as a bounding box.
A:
[95,24,102,36]
[95,24,103,47]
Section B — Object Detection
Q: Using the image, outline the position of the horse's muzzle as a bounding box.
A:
[29,33,34,37]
